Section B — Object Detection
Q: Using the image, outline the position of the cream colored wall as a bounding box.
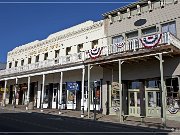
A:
[105,1,180,44]
[7,20,105,69]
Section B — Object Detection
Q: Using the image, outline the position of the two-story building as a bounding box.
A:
[0,20,106,117]
[86,0,180,124]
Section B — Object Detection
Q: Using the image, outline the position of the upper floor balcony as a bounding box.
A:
[0,32,180,78]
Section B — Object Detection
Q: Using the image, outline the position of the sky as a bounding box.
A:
[0,0,137,63]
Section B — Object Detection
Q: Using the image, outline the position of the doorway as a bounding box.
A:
[128,90,140,116]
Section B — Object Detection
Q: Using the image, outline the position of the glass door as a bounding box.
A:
[128,91,140,116]
[146,91,161,117]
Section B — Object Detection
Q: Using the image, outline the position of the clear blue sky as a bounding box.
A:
[0,0,137,63]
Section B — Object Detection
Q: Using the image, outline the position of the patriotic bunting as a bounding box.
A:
[140,33,162,48]
[87,47,103,59]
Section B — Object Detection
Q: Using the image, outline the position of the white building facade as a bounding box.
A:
[0,20,106,116]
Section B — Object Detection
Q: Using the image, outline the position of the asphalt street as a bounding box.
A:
[0,108,170,135]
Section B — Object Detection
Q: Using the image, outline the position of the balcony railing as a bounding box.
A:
[0,32,179,77]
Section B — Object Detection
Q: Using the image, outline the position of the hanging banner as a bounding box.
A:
[66,82,80,91]
[114,41,125,48]
[140,33,162,48]
[86,47,103,59]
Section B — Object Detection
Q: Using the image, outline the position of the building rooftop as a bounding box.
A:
[102,0,152,17]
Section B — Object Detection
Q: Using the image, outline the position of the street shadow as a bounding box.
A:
[0,109,172,135]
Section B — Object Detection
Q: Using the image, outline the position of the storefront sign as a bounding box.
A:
[66,82,80,91]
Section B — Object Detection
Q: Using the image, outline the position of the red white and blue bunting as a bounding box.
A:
[87,47,103,59]
[114,41,125,48]
[140,33,162,48]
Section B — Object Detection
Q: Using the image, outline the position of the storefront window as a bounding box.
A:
[111,82,120,107]
[166,78,180,108]
[67,90,76,104]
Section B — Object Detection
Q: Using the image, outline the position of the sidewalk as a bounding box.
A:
[1,104,180,131]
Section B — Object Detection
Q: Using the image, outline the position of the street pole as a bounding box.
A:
[59,72,63,114]
[3,80,7,107]
[88,64,91,119]
[26,76,30,110]
[81,68,85,117]
[41,74,45,112]
[119,59,123,123]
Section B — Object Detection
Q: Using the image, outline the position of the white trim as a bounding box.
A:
[0,65,85,81]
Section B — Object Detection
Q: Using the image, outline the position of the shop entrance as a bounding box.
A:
[128,90,140,116]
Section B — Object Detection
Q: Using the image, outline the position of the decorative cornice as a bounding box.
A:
[8,20,103,57]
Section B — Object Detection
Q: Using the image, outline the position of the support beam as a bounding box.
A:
[3,80,7,107]
[13,78,18,108]
[41,74,45,112]
[59,72,63,114]
[81,68,85,117]
[159,54,166,127]
[87,64,91,119]
[119,59,123,123]
[156,54,166,127]
[26,76,30,110]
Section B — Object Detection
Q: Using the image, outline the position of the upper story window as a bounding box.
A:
[35,55,39,62]
[92,40,98,49]
[55,50,60,58]
[15,61,18,67]
[21,59,24,66]
[66,47,71,55]
[142,26,156,36]
[77,44,83,53]
[162,21,176,36]
[112,35,124,44]
[126,31,138,39]
[9,62,12,68]
[44,53,48,60]
[28,57,31,64]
